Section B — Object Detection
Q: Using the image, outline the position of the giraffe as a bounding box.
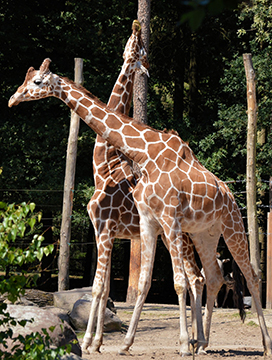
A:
[8,58,272,356]
[89,20,205,353]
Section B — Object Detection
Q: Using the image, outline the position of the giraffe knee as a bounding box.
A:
[174,283,186,296]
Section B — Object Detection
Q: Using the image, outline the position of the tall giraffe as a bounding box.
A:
[89,20,205,353]
[8,59,272,356]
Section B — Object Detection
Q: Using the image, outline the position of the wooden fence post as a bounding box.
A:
[243,53,261,312]
[58,58,83,291]
[267,177,272,308]
[267,210,272,308]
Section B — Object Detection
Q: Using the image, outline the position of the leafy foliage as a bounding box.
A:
[0,201,70,359]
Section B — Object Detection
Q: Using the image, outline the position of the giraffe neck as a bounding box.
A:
[107,61,135,116]
[93,60,137,187]
[56,76,148,165]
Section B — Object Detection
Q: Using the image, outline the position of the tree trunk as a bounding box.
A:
[126,0,150,304]
[133,0,150,125]
[188,34,198,121]
[243,53,261,312]
[173,27,185,125]
[58,58,83,291]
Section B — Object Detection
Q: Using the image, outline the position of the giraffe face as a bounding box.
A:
[123,32,149,77]
[8,58,54,107]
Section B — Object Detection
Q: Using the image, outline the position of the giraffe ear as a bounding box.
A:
[27,67,35,75]
[39,58,52,75]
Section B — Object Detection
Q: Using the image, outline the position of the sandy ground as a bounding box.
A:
[78,302,272,360]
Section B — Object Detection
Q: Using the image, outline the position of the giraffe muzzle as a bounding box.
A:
[8,93,21,107]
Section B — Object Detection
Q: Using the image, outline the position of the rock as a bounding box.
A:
[80,293,116,314]
[1,289,54,307]
[23,288,54,306]
[4,297,35,306]
[69,295,122,332]
[53,286,116,313]
[0,305,81,356]
[244,296,252,308]
[48,306,71,325]
[60,354,88,360]
[54,287,93,312]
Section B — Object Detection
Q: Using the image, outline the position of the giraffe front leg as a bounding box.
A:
[89,258,112,353]
[81,285,100,353]
[82,238,113,354]
[119,223,158,355]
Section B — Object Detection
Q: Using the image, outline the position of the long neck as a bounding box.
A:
[56,76,148,165]
[107,61,135,116]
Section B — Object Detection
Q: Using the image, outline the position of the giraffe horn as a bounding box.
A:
[132,19,141,33]
[39,58,52,75]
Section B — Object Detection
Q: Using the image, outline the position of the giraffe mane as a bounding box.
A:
[62,77,105,106]
[60,77,194,149]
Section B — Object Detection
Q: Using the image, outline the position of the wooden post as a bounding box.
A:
[267,209,272,308]
[126,0,151,304]
[266,176,272,308]
[243,53,261,312]
[58,58,83,291]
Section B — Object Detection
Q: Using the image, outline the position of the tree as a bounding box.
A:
[127,0,151,303]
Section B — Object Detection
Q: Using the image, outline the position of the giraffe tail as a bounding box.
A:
[232,260,246,322]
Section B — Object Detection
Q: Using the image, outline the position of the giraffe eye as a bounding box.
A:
[34,79,42,86]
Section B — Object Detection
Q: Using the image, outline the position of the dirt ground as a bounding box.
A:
[79,302,272,360]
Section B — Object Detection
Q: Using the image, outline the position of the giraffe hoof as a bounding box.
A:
[180,351,192,357]
[88,346,101,353]
[82,345,91,354]
[81,336,92,353]
[197,348,207,355]
[118,347,131,356]
[180,347,191,356]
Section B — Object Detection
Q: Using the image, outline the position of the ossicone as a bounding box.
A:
[39,58,52,74]
[132,19,141,34]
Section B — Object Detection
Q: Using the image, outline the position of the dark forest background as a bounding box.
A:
[1,0,272,304]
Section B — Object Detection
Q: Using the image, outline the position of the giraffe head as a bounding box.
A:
[123,20,149,77]
[8,58,54,107]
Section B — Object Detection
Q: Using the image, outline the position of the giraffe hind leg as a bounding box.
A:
[190,228,224,351]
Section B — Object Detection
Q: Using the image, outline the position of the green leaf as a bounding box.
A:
[18,222,26,237]
[43,247,50,256]
[49,325,56,332]
[36,248,44,261]
[9,228,17,241]
[29,203,36,213]
[18,319,27,327]
[0,202,7,210]
[28,217,36,230]
[48,244,54,253]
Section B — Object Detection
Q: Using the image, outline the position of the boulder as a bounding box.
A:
[0,305,81,356]
[54,287,93,312]
[60,354,88,360]
[48,305,71,325]
[69,294,122,332]
[53,287,116,313]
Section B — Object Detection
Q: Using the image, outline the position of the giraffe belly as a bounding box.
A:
[181,206,222,233]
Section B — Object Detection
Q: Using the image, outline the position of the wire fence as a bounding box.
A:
[1,178,271,289]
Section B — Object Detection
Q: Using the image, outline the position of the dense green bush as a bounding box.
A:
[0,201,71,359]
